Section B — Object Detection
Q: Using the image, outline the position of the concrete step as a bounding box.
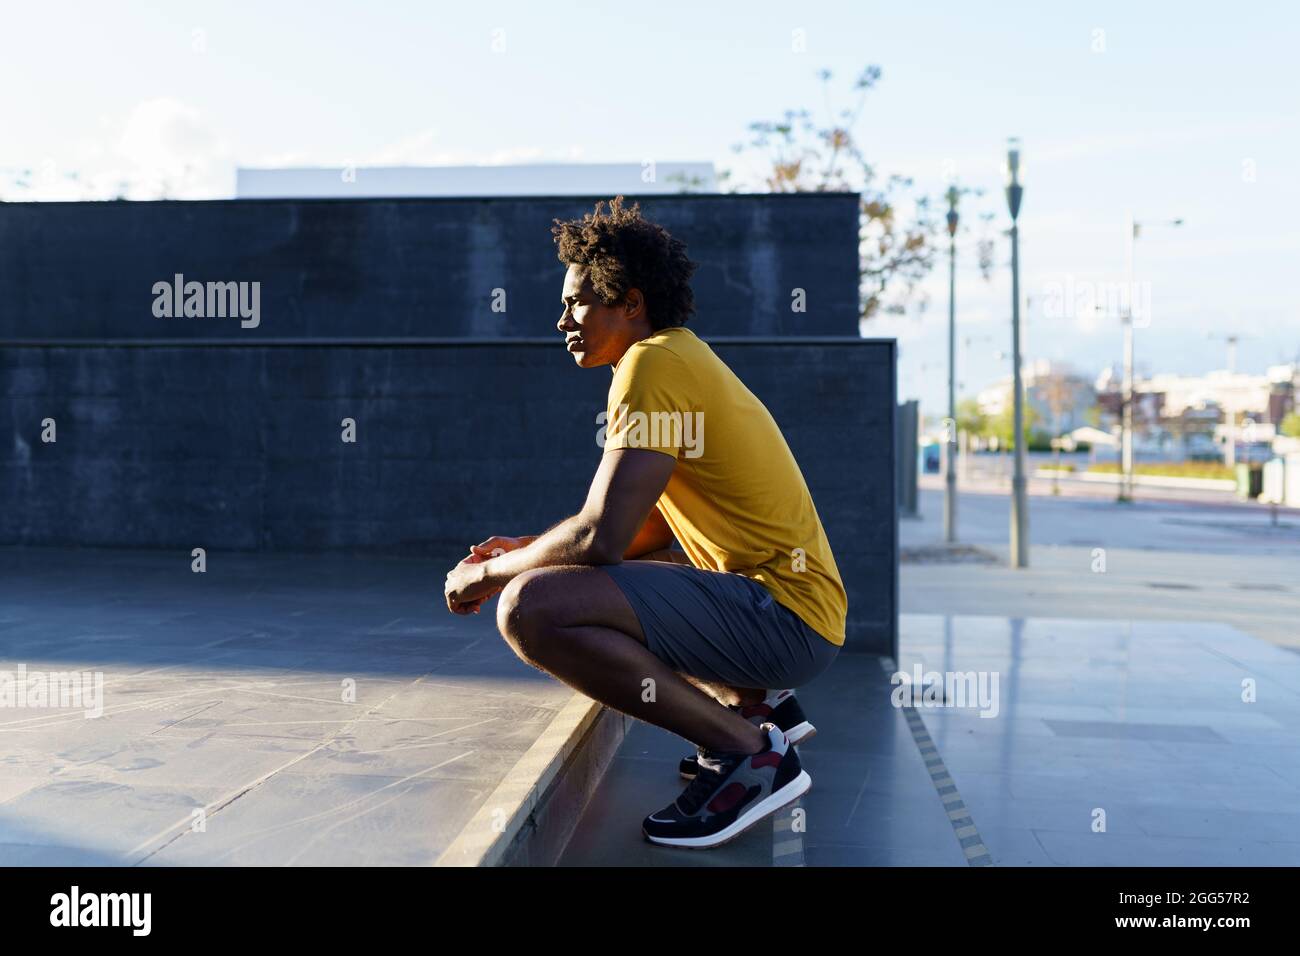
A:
[556,655,970,866]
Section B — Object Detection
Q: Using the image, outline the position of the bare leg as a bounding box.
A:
[680,677,767,708]
[494,565,766,755]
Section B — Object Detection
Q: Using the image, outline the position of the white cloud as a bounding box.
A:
[2,97,232,200]
[111,97,231,198]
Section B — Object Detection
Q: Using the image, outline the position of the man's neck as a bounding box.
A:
[609,326,659,369]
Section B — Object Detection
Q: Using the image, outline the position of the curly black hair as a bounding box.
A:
[552,196,697,331]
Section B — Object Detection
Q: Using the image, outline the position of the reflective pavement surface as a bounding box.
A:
[561,614,1300,866]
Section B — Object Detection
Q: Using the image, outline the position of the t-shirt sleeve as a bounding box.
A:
[603,345,696,459]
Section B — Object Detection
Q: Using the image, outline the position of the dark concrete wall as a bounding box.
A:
[1,340,896,653]
[0,195,895,653]
[0,194,861,341]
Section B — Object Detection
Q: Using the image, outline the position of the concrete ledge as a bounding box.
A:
[435,694,629,867]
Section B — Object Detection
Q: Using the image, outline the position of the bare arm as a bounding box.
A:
[474,449,676,591]
[471,505,671,563]
[449,474,678,615]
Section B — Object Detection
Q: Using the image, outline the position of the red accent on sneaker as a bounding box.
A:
[707,782,750,814]
[775,690,792,701]
[750,751,781,770]
[739,703,773,720]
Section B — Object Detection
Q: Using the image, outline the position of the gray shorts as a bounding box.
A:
[602,560,840,689]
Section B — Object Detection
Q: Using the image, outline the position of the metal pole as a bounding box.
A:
[1225,335,1238,470]
[897,400,920,518]
[1010,220,1028,567]
[944,217,958,543]
[1119,211,1135,503]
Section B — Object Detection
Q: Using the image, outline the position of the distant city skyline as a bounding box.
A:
[4,1,1297,409]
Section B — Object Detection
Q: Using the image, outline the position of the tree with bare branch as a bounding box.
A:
[725,66,939,322]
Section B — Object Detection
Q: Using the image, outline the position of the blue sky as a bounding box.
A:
[3,0,1297,411]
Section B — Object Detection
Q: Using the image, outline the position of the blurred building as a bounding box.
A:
[1091,362,1300,460]
[977,360,1099,437]
[1138,367,1288,421]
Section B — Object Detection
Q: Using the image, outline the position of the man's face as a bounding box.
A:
[557,264,642,368]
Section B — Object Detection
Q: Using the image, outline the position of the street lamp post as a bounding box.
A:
[1119,214,1183,502]
[1224,333,1238,469]
[1005,139,1028,568]
[1208,332,1241,468]
[1119,211,1136,503]
[944,186,959,544]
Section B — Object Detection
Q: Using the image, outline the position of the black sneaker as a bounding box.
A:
[678,690,815,780]
[643,723,811,849]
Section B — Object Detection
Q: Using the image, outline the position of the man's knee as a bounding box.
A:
[496,568,560,662]
[495,566,638,666]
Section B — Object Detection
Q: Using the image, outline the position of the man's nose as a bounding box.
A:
[557,311,576,333]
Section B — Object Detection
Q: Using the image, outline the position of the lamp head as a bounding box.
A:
[1004,137,1024,220]
[1004,137,1022,187]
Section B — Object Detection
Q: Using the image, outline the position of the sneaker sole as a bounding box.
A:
[644,769,813,849]
[678,724,817,780]
[783,721,816,745]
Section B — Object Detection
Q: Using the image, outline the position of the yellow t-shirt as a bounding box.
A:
[603,327,847,646]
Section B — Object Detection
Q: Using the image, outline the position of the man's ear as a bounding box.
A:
[622,288,646,321]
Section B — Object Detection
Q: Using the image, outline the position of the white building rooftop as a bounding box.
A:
[235,162,717,199]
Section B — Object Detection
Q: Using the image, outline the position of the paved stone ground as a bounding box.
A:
[559,653,968,866]
[559,612,1300,866]
[901,615,1300,866]
[0,547,569,865]
[904,485,1300,650]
